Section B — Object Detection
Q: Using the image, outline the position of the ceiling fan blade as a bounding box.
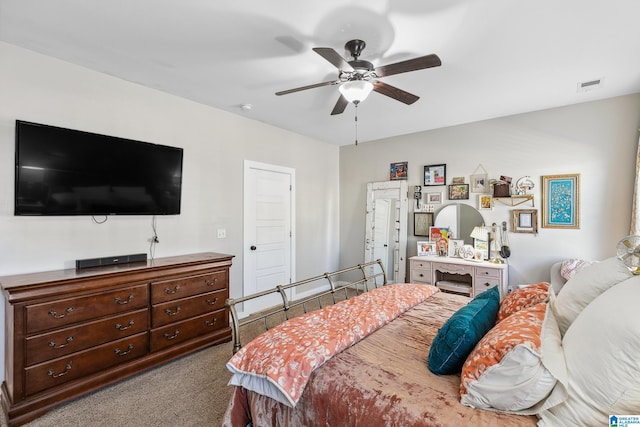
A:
[275,80,339,96]
[373,81,420,105]
[312,47,354,72]
[374,54,441,77]
[330,95,349,115]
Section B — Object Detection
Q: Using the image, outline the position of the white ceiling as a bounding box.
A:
[1,0,639,146]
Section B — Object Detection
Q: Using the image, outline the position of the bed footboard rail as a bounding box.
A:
[226,259,387,353]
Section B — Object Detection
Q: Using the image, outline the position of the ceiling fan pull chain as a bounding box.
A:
[354,103,359,146]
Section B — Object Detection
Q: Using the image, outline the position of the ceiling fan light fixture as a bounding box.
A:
[339,80,373,104]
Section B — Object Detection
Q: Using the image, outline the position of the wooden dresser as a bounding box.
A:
[0,252,233,426]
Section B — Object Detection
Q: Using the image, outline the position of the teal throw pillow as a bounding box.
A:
[427,286,500,375]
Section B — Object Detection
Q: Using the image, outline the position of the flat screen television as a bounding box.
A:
[15,120,183,216]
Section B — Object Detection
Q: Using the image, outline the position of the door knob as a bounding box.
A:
[250,245,257,251]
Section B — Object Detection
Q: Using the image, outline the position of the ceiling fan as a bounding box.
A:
[275,39,441,115]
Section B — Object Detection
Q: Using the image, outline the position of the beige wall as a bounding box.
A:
[0,42,340,293]
[340,93,640,286]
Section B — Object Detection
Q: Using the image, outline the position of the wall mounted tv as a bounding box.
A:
[15,120,183,216]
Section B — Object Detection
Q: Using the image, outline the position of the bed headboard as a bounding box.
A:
[225,259,388,353]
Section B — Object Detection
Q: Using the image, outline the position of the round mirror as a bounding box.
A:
[434,204,485,245]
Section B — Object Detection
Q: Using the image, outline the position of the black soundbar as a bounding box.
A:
[75,253,147,269]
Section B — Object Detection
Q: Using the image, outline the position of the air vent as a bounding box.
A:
[577,77,604,92]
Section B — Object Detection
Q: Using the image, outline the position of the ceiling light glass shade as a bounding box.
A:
[339,80,374,104]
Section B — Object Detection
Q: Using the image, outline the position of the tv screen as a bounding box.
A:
[15,120,183,216]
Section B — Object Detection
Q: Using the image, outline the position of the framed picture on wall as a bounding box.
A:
[414,212,434,236]
[448,184,469,200]
[426,192,443,204]
[478,194,493,210]
[512,209,538,233]
[389,161,408,180]
[541,174,580,229]
[424,164,446,186]
[471,173,488,193]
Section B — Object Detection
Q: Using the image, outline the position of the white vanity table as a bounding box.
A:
[409,256,508,298]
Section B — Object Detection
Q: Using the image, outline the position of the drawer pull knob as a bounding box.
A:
[205,318,217,327]
[419,273,424,278]
[206,297,219,306]
[114,295,134,305]
[114,344,134,356]
[48,362,72,378]
[163,330,180,340]
[48,307,73,319]
[164,285,180,294]
[115,320,135,331]
[205,278,218,286]
[165,307,181,316]
[49,336,73,349]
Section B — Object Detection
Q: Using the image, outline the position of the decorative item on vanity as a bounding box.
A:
[499,221,511,258]
[448,239,464,257]
[616,235,640,274]
[470,226,489,260]
[488,223,505,264]
[458,244,476,260]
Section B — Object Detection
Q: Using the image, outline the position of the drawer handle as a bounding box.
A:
[114,295,134,305]
[114,344,134,356]
[164,285,180,294]
[49,336,74,349]
[115,320,135,331]
[165,307,181,316]
[48,362,72,378]
[163,330,180,340]
[205,278,218,286]
[418,273,424,278]
[206,297,219,306]
[205,318,217,327]
[48,307,73,319]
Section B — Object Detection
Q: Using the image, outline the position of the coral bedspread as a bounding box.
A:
[223,290,538,427]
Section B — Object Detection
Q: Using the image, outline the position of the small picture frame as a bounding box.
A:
[542,174,580,229]
[452,176,465,185]
[389,161,408,180]
[417,241,437,256]
[512,209,538,233]
[448,184,469,200]
[414,212,434,237]
[471,173,488,193]
[478,194,493,210]
[426,192,443,204]
[424,164,446,186]
[448,239,464,257]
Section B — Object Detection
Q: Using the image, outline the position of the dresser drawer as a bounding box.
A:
[150,270,227,304]
[474,281,499,296]
[410,268,431,284]
[150,309,227,352]
[26,284,149,334]
[151,289,226,328]
[24,332,148,396]
[410,259,431,270]
[25,308,149,366]
[475,267,501,279]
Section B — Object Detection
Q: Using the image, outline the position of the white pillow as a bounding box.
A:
[538,275,640,426]
[551,256,630,335]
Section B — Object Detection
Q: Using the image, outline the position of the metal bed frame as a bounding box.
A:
[225,259,387,353]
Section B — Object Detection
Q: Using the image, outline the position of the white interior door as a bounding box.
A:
[243,161,295,315]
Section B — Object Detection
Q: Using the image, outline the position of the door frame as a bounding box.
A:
[242,160,296,315]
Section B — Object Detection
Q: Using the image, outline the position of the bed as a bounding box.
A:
[223,257,640,427]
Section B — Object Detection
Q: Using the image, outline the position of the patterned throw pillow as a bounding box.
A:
[460,302,565,413]
[496,282,550,323]
[560,259,596,281]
